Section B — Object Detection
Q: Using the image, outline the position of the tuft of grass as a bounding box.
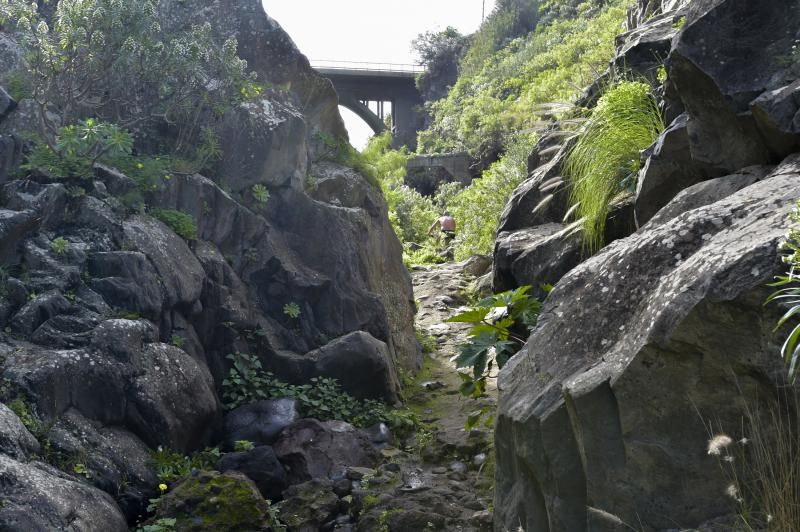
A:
[564,80,663,252]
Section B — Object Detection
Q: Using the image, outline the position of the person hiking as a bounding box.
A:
[428,211,456,243]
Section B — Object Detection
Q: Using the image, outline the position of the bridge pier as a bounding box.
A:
[314,63,426,151]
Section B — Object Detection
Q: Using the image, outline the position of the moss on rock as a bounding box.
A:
[154,470,268,531]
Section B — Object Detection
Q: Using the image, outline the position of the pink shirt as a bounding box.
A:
[439,216,456,231]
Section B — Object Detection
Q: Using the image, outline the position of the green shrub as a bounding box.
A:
[564,80,663,252]
[150,209,197,241]
[7,396,44,437]
[221,353,419,438]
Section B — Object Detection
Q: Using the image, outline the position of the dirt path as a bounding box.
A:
[353,260,496,532]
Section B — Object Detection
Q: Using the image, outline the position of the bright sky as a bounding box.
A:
[262,0,496,148]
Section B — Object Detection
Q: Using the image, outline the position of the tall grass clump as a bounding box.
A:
[705,390,800,531]
[564,80,663,252]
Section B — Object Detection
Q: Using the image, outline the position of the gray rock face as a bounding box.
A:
[273,419,380,485]
[668,0,800,172]
[635,113,712,225]
[0,455,128,532]
[223,399,300,449]
[47,408,158,521]
[494,155,800,531]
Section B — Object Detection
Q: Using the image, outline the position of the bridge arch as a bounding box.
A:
[337,94,386,135]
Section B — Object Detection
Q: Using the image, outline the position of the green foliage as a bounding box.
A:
[24,119,133,178]
[1,0,259,160]
[221,352,271,410]
[415,329,438,354]
[564,80,664,252]
[233,440,255,452]
[460,0,541,78]
[150,446,222,484]
[50,237,69,256]
[448,286,540,428]
[169,335,185,349]
[656,64,668,84]
[282,302,301,319]
[361,132,455,266]
[418,0,629,157]
[447,134,537,260]
[313,132,380,187]
[251,184,270,206]
[766,202,800,382]
[7,396,44,437]
[136,518,177,532]
[221,353,419,438]
[150,209,197,241]
[266,501,288,532]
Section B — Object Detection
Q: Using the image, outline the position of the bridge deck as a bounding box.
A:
[311,60,424,79]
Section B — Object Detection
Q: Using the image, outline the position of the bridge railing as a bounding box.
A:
[311,60,425,74]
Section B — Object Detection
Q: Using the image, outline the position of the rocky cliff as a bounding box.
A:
[494,0,800,530]
[0,1,419,528]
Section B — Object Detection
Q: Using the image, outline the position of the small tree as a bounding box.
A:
[0,0,260,163]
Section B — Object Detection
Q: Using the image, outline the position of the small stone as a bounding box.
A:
[473,453,487,467]
[347,466,376,480]
[383,462,401,473]
[432,466,447,474]
[449,461,468,474]
[421,380,445,391]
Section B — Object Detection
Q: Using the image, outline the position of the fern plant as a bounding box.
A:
[564,80,664,252]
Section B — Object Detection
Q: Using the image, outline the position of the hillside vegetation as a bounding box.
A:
[373,0,633,263]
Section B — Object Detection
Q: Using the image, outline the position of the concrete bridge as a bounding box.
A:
[312,61,426,149]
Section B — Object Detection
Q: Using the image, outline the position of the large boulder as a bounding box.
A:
[273,418,380,485]
[222,398,300,450]
[2,338,220,452]
[270,331,401,402]
[0,455,128,531]
[494,155,800,531]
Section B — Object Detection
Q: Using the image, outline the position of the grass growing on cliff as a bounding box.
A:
[447,133,537,260]
[418,0,631,158]
[564,80,663,252]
